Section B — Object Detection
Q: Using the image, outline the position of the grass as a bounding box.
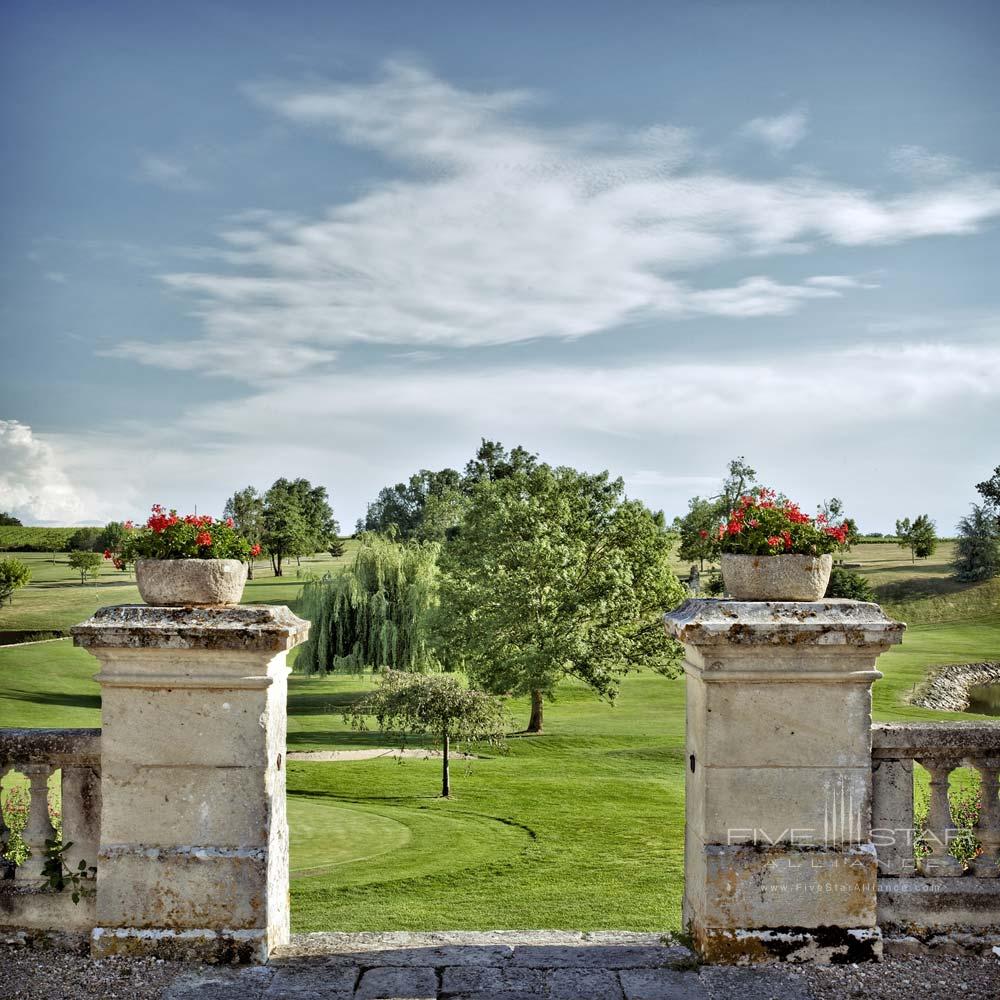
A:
[0,539,997,931]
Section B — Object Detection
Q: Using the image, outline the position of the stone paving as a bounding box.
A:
[154,931,1000,1000]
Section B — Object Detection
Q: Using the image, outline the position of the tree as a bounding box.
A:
[97,521,126,553]
[67,527,103,552]
[715,456,757,522]
[976,465,1000,512]
[224,487,265,579]
[953,505,1000,582]
[436,465,686,734]
[344,670,508,797]
[0,512,22,526]
[297,534,442,674]
[0,557,30,605]
[360,469,462,538]
[287,478,339,558]
[462,439,538,487]
[895,515,937,563]
[67,550,102,584]
[262,480,309,577]
[676,496,719,570]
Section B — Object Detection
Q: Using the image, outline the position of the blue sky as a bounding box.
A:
[1,0,998,531]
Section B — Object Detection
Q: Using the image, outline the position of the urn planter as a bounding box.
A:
[135,558,248,606]
[720,552,833,601]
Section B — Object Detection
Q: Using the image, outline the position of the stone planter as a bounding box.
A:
[135,558,248,607]
[720,553,833,601]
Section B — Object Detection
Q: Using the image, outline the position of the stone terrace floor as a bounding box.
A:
[4,932,1000,999]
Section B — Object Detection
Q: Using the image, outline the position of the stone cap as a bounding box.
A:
[72,604,309,652]
[873,722,1000,761]
[664,598,905,647]
[0,728,101,765]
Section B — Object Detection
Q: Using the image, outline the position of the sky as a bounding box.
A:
[1,0,998,533]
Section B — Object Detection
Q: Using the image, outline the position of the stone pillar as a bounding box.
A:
[72,605,309,963]
[664,599,904,963]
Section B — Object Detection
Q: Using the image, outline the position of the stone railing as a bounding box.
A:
[0,728,101,945]
[872,722,1000,949]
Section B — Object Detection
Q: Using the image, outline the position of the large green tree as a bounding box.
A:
[297,533,441,674]
[436,465,685,734]
[953,505,1000,582]
[895,514,937,563]
[224,486,265,579]
[359,468,462,538]
[344,670,508,797]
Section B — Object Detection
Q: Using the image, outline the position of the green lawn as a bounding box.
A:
[0,540,997,931]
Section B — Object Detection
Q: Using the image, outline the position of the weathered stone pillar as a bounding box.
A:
[664,599,904,963]
[72,605,309,963]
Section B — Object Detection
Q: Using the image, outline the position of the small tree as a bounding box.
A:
[224,486,265,579]
[262,481,309,577]
[895,515,937,563]
[0,557,30,605]
[344,670,508,797]
[67,527,103,552]
[676,496,719,570]
[67,550,102,584]
[975,464,1000,511]
[953,505,1000,582]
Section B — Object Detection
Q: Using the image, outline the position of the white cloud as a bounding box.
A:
[138,154,204,192]
[0,420,93,524]
[890,145,962,182]
[741,108,808,153]
[108,63,1000,379]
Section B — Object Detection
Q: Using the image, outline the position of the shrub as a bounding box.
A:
[67,527,104,552]
[825,567,875,602]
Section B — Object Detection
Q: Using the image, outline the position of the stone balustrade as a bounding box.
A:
[0,728,102,946]
[872,722,1000,950]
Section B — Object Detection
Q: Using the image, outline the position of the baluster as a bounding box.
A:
[0,763,13,879]
[917,758,964,876]
[60,763,101,877]
[16,763,56,881]
[970,763,1000,877]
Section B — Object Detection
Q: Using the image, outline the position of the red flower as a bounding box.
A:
[124,519,134,530]
[225,517,235,528]
[698,529,709,539]
[250,543,262,557]
[196,531,212,547]
[103,549,112,559]
[767,535,783,548]
[782,530,793,549]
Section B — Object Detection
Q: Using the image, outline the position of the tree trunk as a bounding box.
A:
[441,727,450,798]
[527,689,544,734]
[246,559,255,581]
[274,552,283,577]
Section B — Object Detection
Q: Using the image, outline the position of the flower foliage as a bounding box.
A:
[718,488,850,557]
[116,505,260,562]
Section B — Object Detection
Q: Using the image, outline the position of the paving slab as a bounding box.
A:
[440,965,548,996]
[510,943,690,969]
[548,967,625,999]
[355,965,439,1000]
[265,964,359,998]
[621,968,709,1000]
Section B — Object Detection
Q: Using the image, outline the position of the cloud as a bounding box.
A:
[0,420,93,523]
[44,271,68,284]
[109,63,1000,379]
[890,145,962,182]
[741,108,808,153]
[138,154,204,192]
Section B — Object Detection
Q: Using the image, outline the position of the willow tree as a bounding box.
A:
[297,533,441,674]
